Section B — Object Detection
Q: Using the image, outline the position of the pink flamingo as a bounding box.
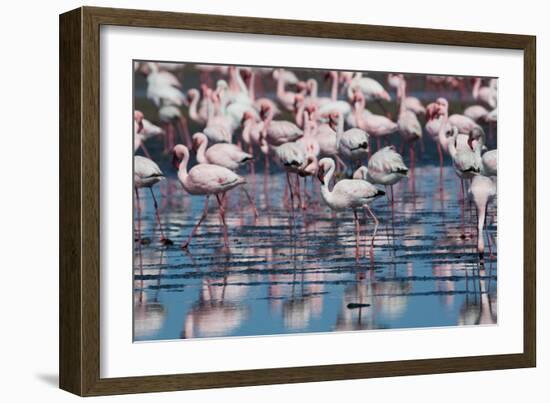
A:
[397,80,422,178]
[172,144,245,251]
[134,155,172,245]
[387,74,426,116]
[353,145,408,222]
[186,88,207,125]
[352,88,398,150]
[192,132,259,218]
[472,77,497,109]
[259,101,304,145]
[317,157,385,262]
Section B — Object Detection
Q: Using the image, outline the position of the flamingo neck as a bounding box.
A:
[331,73,338,101]
[195,138,208,164]
[309,79,318,98]
[437,114,450,151]
[242,120,252,144]
[248,71,256,102]
[320,161,336,204]
[473,78,481,99]
[294,101,306,128]
[177,149,190,187]
[188,93,200,122]
[276,71,286,98]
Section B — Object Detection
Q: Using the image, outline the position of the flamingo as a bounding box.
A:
[186,88,207,125]
[351,88,398,150]
[397,80,422,175]
[259,100,303,146]
[192,132,259,217]
[472,77,497,109]
[481,149,497,177]
[353,146,408,221]
[317,157,385,261]
[469,175,497,261]
[134,156,172,245]
[172,144,246,250]
[464,105,490,123]
[387,74,426,116]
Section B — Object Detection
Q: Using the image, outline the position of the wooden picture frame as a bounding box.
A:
[59,6,536,396]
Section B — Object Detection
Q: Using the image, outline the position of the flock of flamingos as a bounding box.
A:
[133,62,498,265]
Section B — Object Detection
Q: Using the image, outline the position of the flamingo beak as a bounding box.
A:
[172,154,180,170]
[317,166,325,185]
[467,137,475,151]
[137,120,144,133]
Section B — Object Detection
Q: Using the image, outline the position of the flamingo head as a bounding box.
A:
[187,88,199,103]
[296,81,307,92]
[191,132,206,151]
[468,127,484,150]
[241,111,255,125]
[352,166,368,181]
[317,159,332,185]
[172,144,187,170]
[259,101,271,120]
[134,110,144,133]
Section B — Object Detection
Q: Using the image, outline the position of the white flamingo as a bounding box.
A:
[469,175,497,260]
[134,156,172,245]
[173,144,245,250]
[317,157,385,261]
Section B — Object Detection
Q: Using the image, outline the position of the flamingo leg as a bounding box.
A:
[286,172,295,214]
[149,187,173,245]
[181,196,210,249]
[364,204,379,265]
[134,187,142,244]
[140,142,152,159]
[437,142,443,190]
[178,116,192,148]
[241,186,259,220]
[353,210,360,262]
[216,194,230,251]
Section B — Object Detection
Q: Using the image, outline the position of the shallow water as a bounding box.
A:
[133,165,497,341]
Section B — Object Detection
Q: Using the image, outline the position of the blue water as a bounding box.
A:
[133,165,497,341]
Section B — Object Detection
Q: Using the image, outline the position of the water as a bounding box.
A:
[133,165,497,341]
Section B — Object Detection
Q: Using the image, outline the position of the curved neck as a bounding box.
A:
[295,101,305,127]
[188,92,200,121]
[242,119,252,144]
[354,100,366,128]
[309,80,318,98]
[320,161,336,202]
[248,71,256,101]
[195,137,208,164]
[177,149,190,186]
[473,78,481,99]
[276,71,286,98]
[438,114,449,149]
[331,73,338,101]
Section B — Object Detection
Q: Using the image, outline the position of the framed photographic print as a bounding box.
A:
[59,6,536,396]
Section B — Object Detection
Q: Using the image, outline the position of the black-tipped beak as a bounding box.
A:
[317,166,325,185]
[172,154,180,170]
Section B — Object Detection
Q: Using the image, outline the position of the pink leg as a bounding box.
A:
[149,187,173,245]
[363,204,379,265]
[216,194,230,251]
[242,186,259,220]
[178,116,192,148]
[437,142,444,190]
[182,196,210,249]
[353,210,360,262]
[294,174,303,210]
[135,187,142,244]
[140,143,152,159]
[286,172,295,213]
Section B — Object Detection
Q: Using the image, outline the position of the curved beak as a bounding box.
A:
[317,165,325,185]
